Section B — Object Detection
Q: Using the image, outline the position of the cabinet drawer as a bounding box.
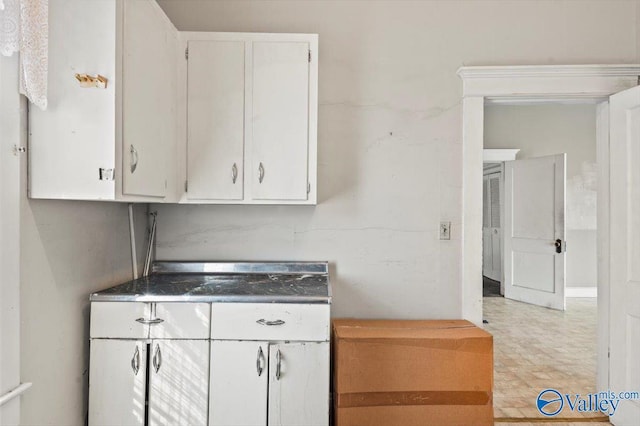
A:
[211,303,329,342]
[150,303,211,339]
[90,302,149,338]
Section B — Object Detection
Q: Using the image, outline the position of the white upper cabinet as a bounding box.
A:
[181,33,319,205]
[29,0,179,201]
[186,40,246,201]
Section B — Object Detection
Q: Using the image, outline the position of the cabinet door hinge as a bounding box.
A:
[308,50,311,63]
[185,180,188,192]
[185,47,189,60]
[307,182,311,194]
[99,168,115,181]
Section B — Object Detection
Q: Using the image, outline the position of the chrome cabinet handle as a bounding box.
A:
[232,163,238,184]
[135,317,164,325]
[275,348,282,380]
[130,145,138,173]
[256,319,285,326]
[258,162,264,183]
[256,346,265,376]
[152,344,162,373]
[131,345,140,375]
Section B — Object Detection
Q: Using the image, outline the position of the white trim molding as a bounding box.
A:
[457,64,640,103]
[483,149,520,162]
[566,287,598,298]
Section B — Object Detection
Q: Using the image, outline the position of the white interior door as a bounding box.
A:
[187,40,245,200]
[148,340,209,426]
[251,41,310,201]
[609,85,640,425]
[88,340,146,426]
[209,341,268,426]
[504,154,566,310]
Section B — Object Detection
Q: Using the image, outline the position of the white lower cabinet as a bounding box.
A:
[89,340,147,426]
[89,339,209,426]
[90,301,329,426]
[210,340,329,426]
[210,341,268,426]
[149,340,210,426]
[267,342,329,426]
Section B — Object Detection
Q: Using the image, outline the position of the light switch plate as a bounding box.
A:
[440,221,451,240]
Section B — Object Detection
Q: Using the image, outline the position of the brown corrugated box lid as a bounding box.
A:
[333,319,493,395]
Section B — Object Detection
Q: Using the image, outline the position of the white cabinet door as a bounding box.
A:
[251,41,310,201]
[209,341,268,426]
[187,40,245,200]
[122,0,175,198]
[268,342,329,426]
[89,340,146,426]
[148,340,209,426]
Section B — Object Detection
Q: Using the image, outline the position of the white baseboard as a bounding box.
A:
[566,286,597,298]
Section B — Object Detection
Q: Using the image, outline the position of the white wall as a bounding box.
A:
[155,0,638,317]
[484,104,598,289]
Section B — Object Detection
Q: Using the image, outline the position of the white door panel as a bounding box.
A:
[209,341,268,426]
[609,85,640,425]
[187,40,245,200]
[504,154,566,310]
[89,340,146,426]
[268,342,329,426]
[251,41,309,201]
[122,0,173,197]
[148,340,209,426]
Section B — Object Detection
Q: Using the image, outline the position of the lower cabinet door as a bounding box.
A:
[268,342,329,426]
[148,339,210,426]
[209,340,268,426]
[89,340,147,426]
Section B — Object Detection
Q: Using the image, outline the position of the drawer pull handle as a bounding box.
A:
[256,346,265,376]
[131,345,140,375]
[135,317,164,325]
[256,319,285,326]
[275,348,282,380]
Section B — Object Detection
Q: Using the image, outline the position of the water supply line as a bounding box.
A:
[143,211,158,277]
[128,203,138,279]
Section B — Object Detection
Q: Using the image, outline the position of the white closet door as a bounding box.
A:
[489,173,502,280]
[187,40,245,200]
[251,41,310,201]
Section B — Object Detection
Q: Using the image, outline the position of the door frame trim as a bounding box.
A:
[458,64,640,394]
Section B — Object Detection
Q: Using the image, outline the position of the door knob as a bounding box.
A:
[555,239,563,254]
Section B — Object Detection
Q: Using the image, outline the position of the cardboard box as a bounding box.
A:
[332,319,493,426]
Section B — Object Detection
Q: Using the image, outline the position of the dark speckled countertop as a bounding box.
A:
[90,262,331,304]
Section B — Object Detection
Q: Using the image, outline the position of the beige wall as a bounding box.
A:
[484,104,598,289]
[155,0,638,318]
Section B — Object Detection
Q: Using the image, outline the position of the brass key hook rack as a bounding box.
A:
[75,73,108,89]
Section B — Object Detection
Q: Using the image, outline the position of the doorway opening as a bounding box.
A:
[458,64,640,423]
[481,104,600,420]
